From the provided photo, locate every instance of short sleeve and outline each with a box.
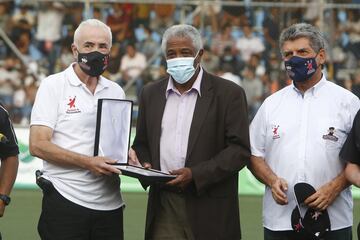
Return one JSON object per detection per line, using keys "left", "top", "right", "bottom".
{"left": 340, "top": 110, "right": 360, "bottom": 165}
{"left": 0, "top": 106, "right": 19, "bottom": 159}
{"left": 249, "top": 101, "right": 267, "bottom": 158}
{"left": 30, "top": 78, "right": 59, "bottom": 129}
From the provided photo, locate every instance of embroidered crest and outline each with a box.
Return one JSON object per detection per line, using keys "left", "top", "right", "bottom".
{"left": 322, "top": 127, "right": 338, "bottom": 142}
{"left": 272, "top": 125, "right": 280, "bottom": 139}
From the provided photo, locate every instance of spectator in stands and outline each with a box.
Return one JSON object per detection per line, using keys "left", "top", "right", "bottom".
{"left": 0, "top": 102, "right": 19, "bottom": 240}
{"left": 0, "top": 2, "right": 11, "bottom": 34}
{"left": 342, "top": 9, "right": 360, "bottom": 60}
{"left": 15, "top": 31, "right": 42, "bottom": 62}
{"left": 134, "top": 4, "right": 151, "bottom": 28}
{"left": 132, "top": 24, "right": 250, "bottom": 240}
{"left": 23, "top": 75, "right": 38, "bottom": 124}
{"left": 105, "top": 43, "right": 122, "bottom": 82}
{"left": 221, "top": 0, "right": 246, "bottom": 28}
{"left": 262, "top": 8, "right": 280, "bottom": 53}
{"left": 12, "top": 79, "right": 26, "bottom": 124}
{"left": 211, "top": 24, "right": 237, "bottom": 56}
{"left": 236, "top": 25, "right": 265, "bottom": 62}
{"left": 0, "top": 3, "right": 11, "bottom": 58}
{"left": 58, "top": 41, "right": 74, "bottom": 72}
{"left": 106, "top": 3, "right": 134, "bottom": 44}
{"left": 30, "top": 19, "right": 126, "bottom": 240}
{"left": 218, "top": 63, "right": 242, "bottom": 86}
{"left": 10, "top": 4, "right": 34, "bottom": 53}
{"left": 35, "top": 2, "right": 64, "bottom": 74}
{"left": 0, "top": 56, "right": 21, "bottom": 110}
{"left": 11, "top": 3, "right": 35, "bottom": 35}
{"left": 119, "top": 43, "right": 146, "bottom": 99}
{"left": 248, "top": 54, "right": 266, "bottom": 78}
{"left": 250, "top": 22, "right": 359, "bottom": 240}
{"left": 219, "top": 45, "right": 245, "bottom": 76}
{"left": 136, "top": 26, "right": 160, "bottom": 60}
{"left": 63, "top": 3, "right": 84, "bottom": 35}
{"left": 201, "top": 45, "right": 219, "bottom": 74}
{"left": 150, "top": 4, "right": 176, "bottom": 34}
{"left": 242, "top": 67, "right": 263, "bottom": 120}
{"left": 93, "top": 7, "right": 103, "bottom": 21}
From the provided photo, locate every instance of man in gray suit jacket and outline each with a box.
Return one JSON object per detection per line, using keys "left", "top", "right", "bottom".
{"left": 132, "top": 24, "right": 250, "bottom": 240}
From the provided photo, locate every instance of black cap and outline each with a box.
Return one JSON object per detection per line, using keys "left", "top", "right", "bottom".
{"left": 291, "top": 182, "right": 331, "bottom": 239}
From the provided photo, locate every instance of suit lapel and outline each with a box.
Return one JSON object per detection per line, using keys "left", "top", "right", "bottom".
{"left": 152, "top": 79, "right": 168, "bottom": 169}
{"left": 186, "top": 71, "right": 214, "bottom": 161}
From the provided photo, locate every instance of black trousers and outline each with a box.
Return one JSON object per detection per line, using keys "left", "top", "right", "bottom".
{"left": 38, "top": 187, "right": 123, "bottom": 240}
{"left": 264, "top": 227, "right": 352, "bottom": 240}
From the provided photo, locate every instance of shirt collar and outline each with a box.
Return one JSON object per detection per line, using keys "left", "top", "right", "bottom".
{"left": 165, "top": 67, "right": 203, "bottom": 98}
{"left": 65, "top": 62, "right": 110, "bottom": 90}
{"left": 292, "top": 74, "right": 327, "bottom": 97}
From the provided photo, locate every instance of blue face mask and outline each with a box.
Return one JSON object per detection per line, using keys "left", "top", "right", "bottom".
{"left": 166, "top": 52, "right": 199, "bottom": 84}
{"left": 284, "top": 55, "right": 318, "bottom": 82}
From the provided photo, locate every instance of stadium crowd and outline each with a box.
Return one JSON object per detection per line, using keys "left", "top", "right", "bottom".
{"left": 0, "top": 1, "right": 360, "bottom": 124}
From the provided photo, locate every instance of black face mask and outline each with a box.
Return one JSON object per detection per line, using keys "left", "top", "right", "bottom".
{"left": 77, "top": 51, "right": 109, "bottom": 77}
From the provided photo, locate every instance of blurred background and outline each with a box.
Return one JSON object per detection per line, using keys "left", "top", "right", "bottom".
{"left": 1, "top": 0, "right": 360, "bottom": 124}
{"left": 1, "top": 0, "right": 360, "bottom": 239}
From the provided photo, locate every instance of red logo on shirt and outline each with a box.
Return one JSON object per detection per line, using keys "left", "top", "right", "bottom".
{"left": 68, "top": 96, "right": 76, "bottom": 109}
{"left": 66, "top": 96, "right": 81, "bottom": 114}
{"left": 272, "top": 125, "right": 280, "bottom": 139}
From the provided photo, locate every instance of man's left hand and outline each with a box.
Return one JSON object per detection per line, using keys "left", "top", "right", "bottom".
{"left": 304, "top": 181, "right": 338, "bottom": 211}
{"left": 167, "top": 168, "right": 193, "bottom": 189}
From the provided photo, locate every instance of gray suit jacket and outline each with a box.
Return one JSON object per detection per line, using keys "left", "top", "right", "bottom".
{"left": 132, "top": 71, "right": 250, "bottom": 240}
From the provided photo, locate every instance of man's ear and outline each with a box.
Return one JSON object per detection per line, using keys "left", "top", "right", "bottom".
{"left": 198, "top": 49, "right": 204, "bottom": 58}
{"left": 71, "top": 43, "right": 78, "bottom": 59}
{"left": 195, "top": 49, "right": 204, "bottom": 65}
{"left": 317, "top": 48, "right": 326, "bottom": 66}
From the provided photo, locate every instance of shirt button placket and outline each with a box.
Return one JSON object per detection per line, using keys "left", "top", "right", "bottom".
{"left": 299, "top": 94, "right": 309, "bottom": 181}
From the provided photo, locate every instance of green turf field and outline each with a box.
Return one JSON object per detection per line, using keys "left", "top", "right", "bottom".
{"left": 0, "top": 189, "right": 359, "bottom": 240}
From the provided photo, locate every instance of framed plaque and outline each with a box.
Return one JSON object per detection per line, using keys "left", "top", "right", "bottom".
{"left": 94, "top": 98, "right": 175, "bottom": 183}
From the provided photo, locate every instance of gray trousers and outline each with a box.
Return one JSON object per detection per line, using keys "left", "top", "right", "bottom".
{"left": 150, "top": 191, "right": 195, "bottom": 240}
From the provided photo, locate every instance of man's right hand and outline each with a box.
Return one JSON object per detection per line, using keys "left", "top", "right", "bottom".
{"left": 270, "top": 177, "right": 288, "bottom": 205}
{"left": 86, "top": 156, "right": 121, "bottom": 176}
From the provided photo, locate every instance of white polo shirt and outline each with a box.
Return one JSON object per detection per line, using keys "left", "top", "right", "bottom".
{"left": 250, "top": 75, "right": 360, "bottom": 231}
{"left": 31, "top": 63, "right": 125, "bottom": 210}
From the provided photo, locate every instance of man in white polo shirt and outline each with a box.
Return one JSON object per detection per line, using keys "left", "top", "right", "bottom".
{"left": 250, "top": 23, "right": 360, "bottom": 240}
{"left": 29, "top": 19, "right": 125, "bottom": 240}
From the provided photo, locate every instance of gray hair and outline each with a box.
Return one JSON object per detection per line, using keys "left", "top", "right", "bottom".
{"left": 161, "top": 24, "right": 203, "bottom": 55}
{"left": 73, "top": 19, "right": 112, "bottom": 48}
{"left": 279, "top": 23, "right": 327, "bottom": 55}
